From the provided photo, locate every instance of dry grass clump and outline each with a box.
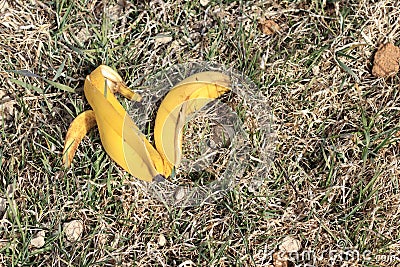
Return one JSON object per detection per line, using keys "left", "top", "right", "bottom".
{"left": 1, "top": 0, "right": 400, "bottom": 266}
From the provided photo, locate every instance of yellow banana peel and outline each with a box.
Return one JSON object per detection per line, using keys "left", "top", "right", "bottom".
{"left": 154, "top": 73, "right": 231, "bottom": 167}
{"left": 62, "top": 65, "right": 231, "bottom": 182}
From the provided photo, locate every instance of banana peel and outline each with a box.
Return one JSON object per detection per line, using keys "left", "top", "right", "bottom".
{"left": 154, "top": 75, "right": 231, "bottom": 167}
{"left": 62, "top": 65, "right": 231, "bottom": 182}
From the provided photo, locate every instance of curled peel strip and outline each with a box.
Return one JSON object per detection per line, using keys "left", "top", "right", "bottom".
{"left": 128, "top": 62, "right": 274, "bottom": 207}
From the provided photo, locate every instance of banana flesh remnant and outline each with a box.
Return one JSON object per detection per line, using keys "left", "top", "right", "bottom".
{"left": 62, "top": 65, "right": 231, "bottom": 182}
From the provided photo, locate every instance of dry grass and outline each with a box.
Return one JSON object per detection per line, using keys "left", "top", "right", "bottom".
{"left": 1, "top": 0, "right": 400, "bottom": 266}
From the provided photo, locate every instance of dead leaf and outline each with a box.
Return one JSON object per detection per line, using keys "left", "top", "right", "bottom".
{"left": 279, "top": 236, "right": 301, "bottom": 253}
{"left": 76, "top": 28, "right": 91, "bottom": 44}
{"left": 174, "top": 186, "right": 185, "bottom": 201}
{"left": 158, "top": 233, "right": 166, "bottom": 246}
{"left": 155, "top": 34, "right": 173, "bottom": 45}
{"left": 372, "top": 43, "right": 400, "bottom": 78}
{"left": 30, "top": 230, "right": 46, "bottom": 248}
{"left": 258, "top": 18, "right": 281, "bottom": 35}
{"left": 63, "top": 220, "right": 84, "bottom": 242}
{"left": 200, "top": 0, "right": 209, "bottom": 6}
{"left": 312, "top": 65, "right": 320, "bottom": 76}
